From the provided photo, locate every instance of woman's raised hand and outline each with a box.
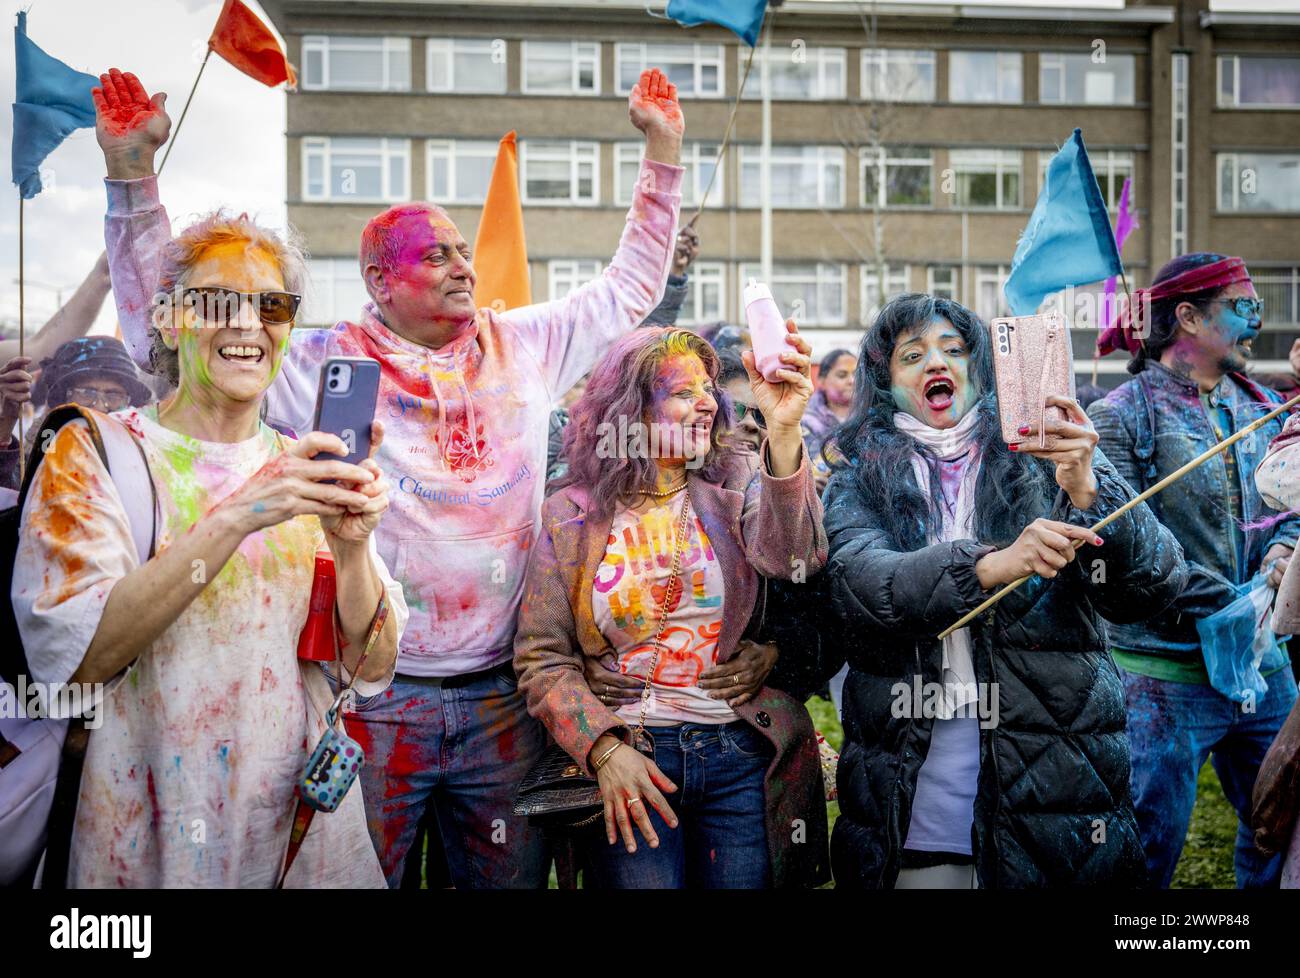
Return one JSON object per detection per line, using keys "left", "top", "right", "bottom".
{"left": 92, "top": 68, "right": 170, "bottom": 180}
{"left": 588, "top": 734, "right": 679, "bottom": 853}
{"left": 742, "top": 319, "right": 814, "bottom": 431}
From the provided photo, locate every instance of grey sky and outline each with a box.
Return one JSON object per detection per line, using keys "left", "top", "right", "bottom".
{"left": 1, "top": 0, "right": 1295, "bottom": 338}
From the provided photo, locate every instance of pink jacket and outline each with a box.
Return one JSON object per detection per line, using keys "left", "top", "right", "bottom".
{"left": 103, "top": 161, "right": 683, "bottom": 676}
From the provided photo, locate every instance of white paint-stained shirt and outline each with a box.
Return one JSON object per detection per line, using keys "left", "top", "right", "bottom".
{"left": 12, "top": 407, "right": 407, "bottom": 888}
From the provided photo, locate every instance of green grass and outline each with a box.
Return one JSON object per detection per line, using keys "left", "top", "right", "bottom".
{"left": 803, "top": 696, "right": 1239, "bottom": 889}
{"left": 1171, "top": 762, "right": 1238, "bottom": 889}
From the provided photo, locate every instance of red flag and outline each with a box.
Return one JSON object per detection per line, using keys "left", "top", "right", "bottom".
{"left": 208, "top": 0, "right": 297, "bottom": 89}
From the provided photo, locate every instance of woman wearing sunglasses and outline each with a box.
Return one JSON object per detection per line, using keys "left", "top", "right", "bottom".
{"left": 1089, "top": 252, "right": 1300, "bottom": 888}
{"left": 514, "top": 326, "right": 830, "bottom": 888}
{"left": 12, "top": 188, "right": 407, "bottom": 882}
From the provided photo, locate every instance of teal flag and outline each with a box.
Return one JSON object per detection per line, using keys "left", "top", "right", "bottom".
{"left": 12, "top": 11, "right": 98, "bottom": 199}
{"left": 1003, "top": 129, "right": 1122, "bottom": 317}
{"left": 666, "top": 0, "right": 768, "bottom": 46}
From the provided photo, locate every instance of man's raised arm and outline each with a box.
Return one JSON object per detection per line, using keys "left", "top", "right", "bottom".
{"left": 504, "top": 68, "right": 686, "bottom": 398}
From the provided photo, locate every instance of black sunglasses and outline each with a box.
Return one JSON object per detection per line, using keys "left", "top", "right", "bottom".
{"left": 733, "top": 402, "right": 766, "bottom": 428}
{"left": 181, "top": 287, "right": 301, "bottom": 326}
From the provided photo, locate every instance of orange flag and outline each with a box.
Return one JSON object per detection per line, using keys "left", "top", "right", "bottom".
{"left": 472, "top": 131, "right": 532, "bottom": 313}
{"left": 208, "top": 0, "right": 297, "bottom": 89}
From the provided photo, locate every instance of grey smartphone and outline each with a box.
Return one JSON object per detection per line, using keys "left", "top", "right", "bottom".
{"left": 311, "top": 357, "right": 381, "bottom": 468}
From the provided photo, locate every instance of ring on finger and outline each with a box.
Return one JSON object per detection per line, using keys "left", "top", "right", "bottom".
{"left": 627, "top": 796, "right": 643, "bottom": 806}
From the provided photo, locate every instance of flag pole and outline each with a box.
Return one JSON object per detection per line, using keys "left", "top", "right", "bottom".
{"left": 937, "top": 389, "right": 1300, "bottom": 640}
{"left": 158, "top": 47, "right": 212, "bottom": 176}
{"left": 17, "top": 193, "right": 25, "bottom": 482}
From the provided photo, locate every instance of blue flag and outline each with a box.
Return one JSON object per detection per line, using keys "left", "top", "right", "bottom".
{"left": 12, "top": 11, "right": 98, "bottom": 199}
{"left": 666, "top": 0, "right": 768, "bottom": 46}
{"left": 1003, "top": 128, "right": 1122, "bottom": 317}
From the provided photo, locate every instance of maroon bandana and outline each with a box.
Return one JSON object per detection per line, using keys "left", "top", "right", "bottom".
{"left": 1096, "top": 256, "right": 1252, "bottom": 356}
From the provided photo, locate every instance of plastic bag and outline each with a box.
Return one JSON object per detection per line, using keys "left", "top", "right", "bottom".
{"left": 1197, "top": 574, "right": 1290, "bottom": 704}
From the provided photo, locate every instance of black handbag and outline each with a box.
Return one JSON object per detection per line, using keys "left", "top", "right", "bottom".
{"left": 513, "top": 488, "right": 692, "bottom": 832}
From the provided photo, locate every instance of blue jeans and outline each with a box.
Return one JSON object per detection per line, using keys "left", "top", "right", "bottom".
{"left": 1121, "top": 666, "right": 1298, "bottom": 888}
{"left": 341, "top": 664, "right": 549, "bottom": 889}
{"left": 582, "top": 721, "right": 773, "bottom": 889}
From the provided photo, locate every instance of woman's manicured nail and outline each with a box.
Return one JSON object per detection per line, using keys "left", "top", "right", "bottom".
{"left": 1008, "top": 443, "right": 1018, "bottom": 452}
{"left": 1017, "top": 425, "right": 1030, "bottom": 436}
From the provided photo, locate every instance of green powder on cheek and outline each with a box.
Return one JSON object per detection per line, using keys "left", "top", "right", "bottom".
{"left": 267, "top": 333, "right": 291, "bottom": 385}
{"left": 177, "top": 329, "right": 213, "bottom": 392}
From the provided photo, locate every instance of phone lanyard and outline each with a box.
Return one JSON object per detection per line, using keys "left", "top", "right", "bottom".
{"left": 275, "top": 590, "right": 389, "bottom": 889}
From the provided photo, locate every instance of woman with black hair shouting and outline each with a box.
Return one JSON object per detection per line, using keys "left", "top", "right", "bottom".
{"left": 823, "top": 294, "right": 1187, "bottom": 888}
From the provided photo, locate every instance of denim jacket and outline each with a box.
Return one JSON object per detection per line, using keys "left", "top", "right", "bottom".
{"left": 1087, "top": 362, "right": 1300, "bottom": 658}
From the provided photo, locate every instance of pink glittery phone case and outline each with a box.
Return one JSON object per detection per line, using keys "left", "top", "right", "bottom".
{"left": 990, "top": 312, "right": 1076, "bottom": 450}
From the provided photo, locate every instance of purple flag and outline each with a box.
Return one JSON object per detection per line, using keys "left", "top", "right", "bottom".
{"left": 1102, "top": 178, "right": 1139, "bottom": 326}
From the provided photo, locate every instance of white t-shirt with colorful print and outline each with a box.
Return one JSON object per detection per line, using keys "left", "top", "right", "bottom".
{"left": 592, "top": 495, "right": 734, "bottom": 726}
{"left": 12, "top": 407, "right": 406, "bottom": 888}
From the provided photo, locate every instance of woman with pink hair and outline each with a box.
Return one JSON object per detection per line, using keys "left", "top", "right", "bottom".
{"left": 514, "top": 326, "right": 829, "bottom": 888}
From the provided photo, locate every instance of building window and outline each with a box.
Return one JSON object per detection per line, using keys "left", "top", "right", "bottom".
{"left": 928, "top": 265, "right": 959, "bottom": 300}
{"left": 861, "top": 264, "right": 911, "bottom": 322}
{"left": 521, "top": 140, "right": 599, "bottom": 204}
{"left": 975, "top": 265, "right": 1011, "bottom": 321}
{"left": 522, "top": 41, "right": 599, "bottom": 95}
{"left": 861, "top": 49, "right": 935, "bottom": 103}
{"left": 1218, "top": 153, "right": 1300, "bottom": 212}
{"left": 615, "top": 142, "right": 723, "bottom": 208}
{"left": 1253, "top": 266, "right": 1300, "bottom": 326}
{"left": 681, "top": 261, "right": 726, "bottom": 325}
{"left": 1039, "top": 150, "right": 1133, "bottom": 211}
{"left": 861, "top": 146, "right": 932, "bottom": 207}
{"left": 1218, "top": 55, "right": 1300, "bottom": 109}
{"left": 739, "top": 146, "right": 843, "bottom": 208}
{"left": 426, "top": 38, "right": 506, "bottom": 94}
{"left": 302, "top": 137, "right": 410, "bottom": 202}
{"left": 744, "top": 47, "right": 846, "bottom": 101}
{"left": 739, "top": 262, "right": 846, "bottom": 326}
{"left": 427, "top": 140, "right": 497, "bottom": 204}
{"left": 549, "top": 260, "right": 603, "bottom": 301}
{"left": 304, "top": 258, "right": 371, "bottom": 325}
{"left": 950, "top": 149, "right": 1021, "bottom": 209}
{"left": 1171, "top": 53, "right": 1188, "bottom": 255}
{"left": 1040, "top": 52, "right": 1135, "bottom": 105}
{"left": 301, "top": 35, "right": 411, "bottom": 91}
{"left": 615, "top": 43, "right": 724, "bottom": 98}
{"left": 949, "top": 51, "right": 1022, "bottom": 104}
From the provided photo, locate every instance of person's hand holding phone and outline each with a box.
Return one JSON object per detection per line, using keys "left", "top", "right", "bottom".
{"left": 1013, "top": 395, "right": 1099, "bottom": 510}
{"left": 319, "top": 421, "right": 389, "bottom": 545}
{"left": 225, "top": 431, "right": 377, "bottom": 536}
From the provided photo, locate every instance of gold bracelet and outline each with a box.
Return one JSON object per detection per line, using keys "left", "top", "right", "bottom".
{"left": 592, "top": 741, "right": 622, "bottom": 771}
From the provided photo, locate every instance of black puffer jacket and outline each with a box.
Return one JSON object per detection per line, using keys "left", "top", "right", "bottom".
{"left": 823, "top": 449, "right": 1187, "bottom": 888}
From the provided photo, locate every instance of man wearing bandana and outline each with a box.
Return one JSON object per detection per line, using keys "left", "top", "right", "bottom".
{"left": 1089, "top": 253, "right": 1300, "bottom": 888}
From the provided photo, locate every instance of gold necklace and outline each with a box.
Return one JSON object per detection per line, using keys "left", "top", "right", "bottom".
{"left": 640, "top": 477, "right": 687, "bottom": 498}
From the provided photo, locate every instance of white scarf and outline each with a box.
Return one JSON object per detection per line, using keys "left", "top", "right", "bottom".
{"left": 894, "top": 409, "right": 982, "bottom": 718}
